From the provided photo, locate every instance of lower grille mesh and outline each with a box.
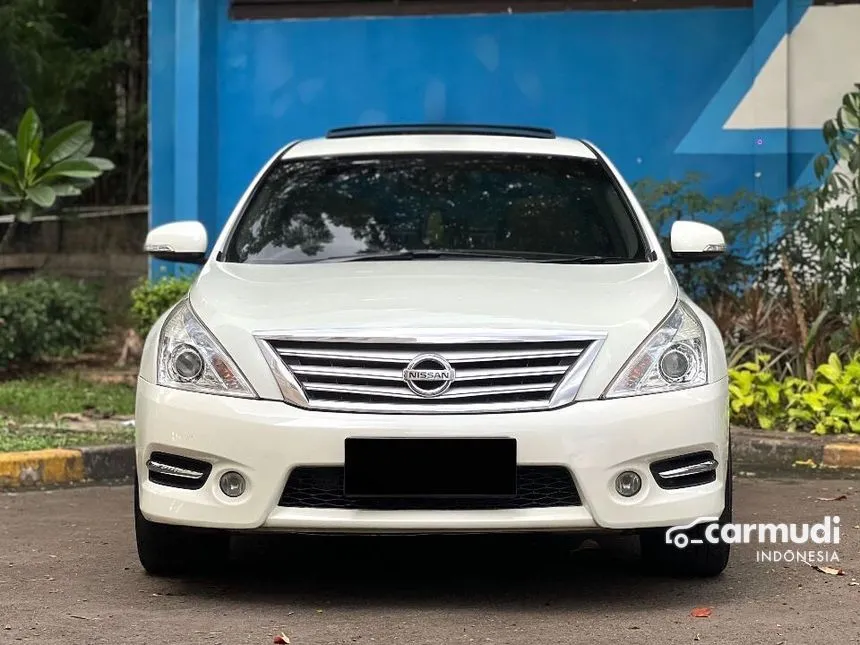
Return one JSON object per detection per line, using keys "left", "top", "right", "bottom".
{"left": 279, "top": 466, "right": 581, "bottom": 510}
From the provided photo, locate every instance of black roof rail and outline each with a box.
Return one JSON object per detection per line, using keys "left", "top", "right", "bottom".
{"left": 325, "top": 124, "right": 557, "bottom": 140}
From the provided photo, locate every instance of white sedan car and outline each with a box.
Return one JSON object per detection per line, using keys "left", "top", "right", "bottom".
{"left": 135, "top": 125, "right": 731, "bottom": 577}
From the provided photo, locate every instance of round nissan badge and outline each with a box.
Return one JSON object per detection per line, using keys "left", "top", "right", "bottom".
{"left": 402, "top": 354, "right": 456, "bottom": 397}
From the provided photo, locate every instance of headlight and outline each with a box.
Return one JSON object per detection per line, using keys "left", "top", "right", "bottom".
{"left": 158, "top": 299, "right": 256, "bottom": 398}
{"left": 604, "top": 301, "right": 707, "bottom": 398}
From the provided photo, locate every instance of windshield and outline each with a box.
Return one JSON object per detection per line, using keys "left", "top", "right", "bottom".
{"left": 224, "top": 153, "right": 649, "bottom": 264}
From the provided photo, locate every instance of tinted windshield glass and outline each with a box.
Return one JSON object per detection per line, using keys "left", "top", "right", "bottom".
{"left": 225, "top": 154, "right": 648, "bottom": 264}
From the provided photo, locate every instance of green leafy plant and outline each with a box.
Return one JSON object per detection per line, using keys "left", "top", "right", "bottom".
{"left": 0, "top": 277, "right": 105, "bottom": 369}
{"left": 728, "top": 353, "right": 785, "bottom": 429}
{"left": 729, "top": 352, "right": 860, "bottom": 434}
{"left": 802, "top": 85, "right": 860, "bottom": 312}
{"left": 130, "top": 275, "right": 196, "bottom": 337}
{"left": 0, "top": 107, "right": 114, "bottom": 252}
{"left": 0, "top": 0, "right": 149, "bottom": 206}
{"left": 784, "top": 353, "right": 860, "bottom": 435}
{"left": 775, "top": 192, "right": 860, "bottom": 315}
{"left": 814, "top": 83, "right": 860, "bottom": 208}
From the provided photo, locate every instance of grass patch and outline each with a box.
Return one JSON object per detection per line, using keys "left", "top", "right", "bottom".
{"left": 0, "top": 372, "right": 136, "bottom": 452}
{"left": 0, "top": 373, "right": 135, "bottom": 420}
{"left": 0, "top": 426, "right": 134, "bottom": 452}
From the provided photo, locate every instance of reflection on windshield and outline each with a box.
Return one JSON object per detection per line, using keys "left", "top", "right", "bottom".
{"left": 225, "top": 154, "right": 646, "bottom": 264}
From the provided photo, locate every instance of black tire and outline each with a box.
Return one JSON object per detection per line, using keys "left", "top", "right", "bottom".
{"left": 639, "top": 452, "right": 733, "bottom": 578}
{"left": 134, "top": 478, "right": 230, "bottom": 576}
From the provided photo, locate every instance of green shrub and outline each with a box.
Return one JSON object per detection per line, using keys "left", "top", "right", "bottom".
{"left": 728, "top": 354, "right": 786, "bottom": 430}
{"left": 784, "top": 354, "right": 860, "bottom": 435}
{"left": 729, "top": 352, "right": 860, "bottom": 434}
{"left": 0, "top": 278, "right": 105, "bottom": 369}
{"left": 130, "top": 275, "right": 195, "bottom": 336}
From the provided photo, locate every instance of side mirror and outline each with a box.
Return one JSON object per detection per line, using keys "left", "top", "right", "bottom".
{"left": 144, "top": 221, "right": 208, "bottom": 265}
{"left": 670, "top": 221, "right": 725, "bottom": 264}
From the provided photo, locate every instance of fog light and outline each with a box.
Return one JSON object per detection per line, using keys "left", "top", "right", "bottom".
{"left": 219, "top": 471, "right": 246, "bottom": 498}
{"left": 615, "top": 471, "right": 642, "bottom": 497}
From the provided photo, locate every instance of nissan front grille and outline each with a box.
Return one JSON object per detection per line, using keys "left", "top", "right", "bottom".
{"left": 255, "top": 331, "right": 606, "bottom": 414}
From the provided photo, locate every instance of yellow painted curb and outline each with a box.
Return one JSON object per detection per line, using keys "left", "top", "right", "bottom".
{"left": 822, "top": 443, "right": 860, "bottom": 469}
{"left": 0, "top": 449, "right": 85, "bottom": 488}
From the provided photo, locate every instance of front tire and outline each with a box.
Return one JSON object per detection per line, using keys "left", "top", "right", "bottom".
{"left": 134, "top": 478, "right": 230, "bottom": 576}
{"left": 639, "top": 456, "right": 732, "bottom": 578}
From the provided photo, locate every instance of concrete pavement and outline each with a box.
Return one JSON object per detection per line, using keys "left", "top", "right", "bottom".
{"left": 0, "top": 477, "right": 858, "bottom": 644}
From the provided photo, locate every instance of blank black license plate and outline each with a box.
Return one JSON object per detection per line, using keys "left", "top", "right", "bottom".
{"left": 344, "top": 438, "right": 517, "bottom": 498}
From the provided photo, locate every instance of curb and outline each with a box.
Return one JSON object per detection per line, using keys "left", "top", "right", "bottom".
{"left": 0, "top": 444, "right": 134, "bottom": 489}
{"left": 1, "top": 428, "right": 859, "bottom": 489}
{"left": 822, "top": 443, "right": 860, "bottom": 469}
{"left": 731, "top": 426, "right": 860, "bottom": 475}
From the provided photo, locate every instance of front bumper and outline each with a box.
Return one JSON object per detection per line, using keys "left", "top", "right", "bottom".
{"left": 135, "top": 377, "right": 729, "bottom": 533}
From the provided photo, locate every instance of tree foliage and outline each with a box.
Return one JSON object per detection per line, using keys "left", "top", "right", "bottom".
{"left": 814, "top": 84, "right": 860, "bottom": 208}
{"left": 0, "top": 108, "right": 114, "bottom": 218}
{"left": 0, "top": 0, "right": 147, "bottom": 206}
{"left": 0, "top": 107, "right": 114, "bottom": 252}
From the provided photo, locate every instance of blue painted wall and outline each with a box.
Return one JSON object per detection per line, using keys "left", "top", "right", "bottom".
{"left": 149, "top": 0, "right": 828, "bottom": 275}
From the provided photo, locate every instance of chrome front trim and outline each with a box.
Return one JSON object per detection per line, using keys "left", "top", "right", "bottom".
{"left": 146, "top": 459, "right": 206, "bottom": 480}
{"left": 255, "top": 337, "right": 310, "bottom": 408}
{"left": 275, "top": 346, "right": 585, "bottom": 363}
{"left": 301, "top": 381, "right": 558, "bottom": 399}
{"left": 257, "top": 328, "right": 606, "bottom": 344}
{"left": 656, "top": 459, "right": 719, "bottom": 479}
{"left": 288, "top": 364, "right": 571, "bottom": 381}
{"left": 302, "top": 398, "right": 556, "bottom": 414}
{"left": 548, "top": 336, "right": 607, "bottom": 408}
{"left": 254, "top": 329, "right": 607, "bottom": 414}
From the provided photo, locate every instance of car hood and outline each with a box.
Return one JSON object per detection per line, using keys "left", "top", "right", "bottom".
{"left": 190, "top": 260, "right": 678, "bottom": 401}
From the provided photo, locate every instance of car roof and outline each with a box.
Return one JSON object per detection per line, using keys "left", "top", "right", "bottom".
{"left": 281, "top": 125, "right": 596, "bottom": 160}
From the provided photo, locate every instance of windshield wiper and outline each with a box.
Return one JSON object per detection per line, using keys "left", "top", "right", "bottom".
{"left": 537, "top": 255, "right": 640, "bottom": 264}
{"left": 310, "top": 250, "right": 544, "bottom": 263}
{"left": 294, "top": 250, "right": 641, "bottom": 264}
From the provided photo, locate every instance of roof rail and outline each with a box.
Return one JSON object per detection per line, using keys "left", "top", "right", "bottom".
{"left": 325, "top": 124, "right": 557, "bottom": 140}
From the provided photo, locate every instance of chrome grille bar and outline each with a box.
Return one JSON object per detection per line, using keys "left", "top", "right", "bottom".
{"left": 309, "top": 399, "right": 555, "bottom": 414}
{"left": 290, "top": 365, "right": 404, "bottom": 380}
{"left": 301, "top": 381, "right": 558, "bottom": 399}
{"left": 256, "top": 330, "right": 606, "bottom": 414}
{"left": 289, "top": 364, "right": 570, "bottom": 381}
{"left": 276, "top": 347, "right": 584, "bottom": 363}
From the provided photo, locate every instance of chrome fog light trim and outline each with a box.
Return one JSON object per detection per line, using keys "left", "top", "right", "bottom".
{"left": 657, "top": 459, "right": 718, "bottom": 479}
{"left": 146, "top": 459, "right": 206, "bottom": 480}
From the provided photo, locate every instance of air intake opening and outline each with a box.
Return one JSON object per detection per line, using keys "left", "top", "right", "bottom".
{"left": 650, "top": 451, "right": 718, "bottom": 490}
{"left": 147, "top": 452, "right": 212, "bottom": 490}
{"left": 279, "top": 465, "right": 581, "bottom": 510}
